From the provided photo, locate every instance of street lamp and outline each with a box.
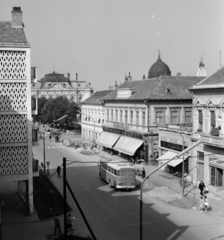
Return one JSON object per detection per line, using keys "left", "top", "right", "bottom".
{"left": 139, "top": 138, "right": 202, "bottom": 240}
{"left": 42, "top": 114, "right": 68, "bottom": 173}
{"left": 76, "top": 110, "right": 96, "bottom": 145}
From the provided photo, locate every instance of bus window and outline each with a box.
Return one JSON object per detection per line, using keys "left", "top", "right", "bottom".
{"left": 120, "top": 170, "right": 127, "bottom": 177}
{"left": 114, "top": 170, "right": 117, "bottom": 176}
{"left": 128, "top": 170, "right": 134, "bottom": 176}
{"left": 117, "top": 170, "right": 120, "bottom": 176}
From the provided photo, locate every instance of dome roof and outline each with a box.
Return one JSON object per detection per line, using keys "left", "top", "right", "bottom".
{"left": 148, "top": 52, "right": 171, "bottom": 79}
{"left": 39, "top": 71, "right": 69, "bottom": 83}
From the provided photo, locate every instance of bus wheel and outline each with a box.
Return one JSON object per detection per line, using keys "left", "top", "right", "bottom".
{"left": 109, "top": 180, "right": 112, "bottom": 188}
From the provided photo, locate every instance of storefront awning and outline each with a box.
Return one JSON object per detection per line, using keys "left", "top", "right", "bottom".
{"left": 157, "top": 151, "right": 188, "bottom": 167}
{"left": 96, "top": 132, "right": 120, "bottom": 148}
{"left": 113, "top": 135, "right": 143, "bottom": 156}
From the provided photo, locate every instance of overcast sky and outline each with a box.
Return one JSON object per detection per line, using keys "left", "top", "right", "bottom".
{"left": 1, "top": 0, "right": 224, "bottom": 91}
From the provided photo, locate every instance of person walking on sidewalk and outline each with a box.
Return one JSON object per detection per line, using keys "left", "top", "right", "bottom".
{"left": 54, "top": 216, "right": 61, "bottom": 235}
{"left": 67, "top": 213, "right": 76, "bottom": 236}
{"left": 57, "top": 166, "right": 61, "bottom": 178}
{"left": 199, "top": 196, "right": 204, "bottom": 213}
{"left": 204, "top": 195, "right": 209, "bottom": 213}
{"left": 199, "top": 181, "right": 205, "bottom": 196}
{"left": 142, "top": 167, "right": 146, "bottom": 179}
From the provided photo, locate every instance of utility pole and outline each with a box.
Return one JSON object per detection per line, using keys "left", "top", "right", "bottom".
{"left": 43, "top": 131, "right": 46, "bottom": 173}
{"left": 63, "top": 158, "right": 67, "bottom": 239}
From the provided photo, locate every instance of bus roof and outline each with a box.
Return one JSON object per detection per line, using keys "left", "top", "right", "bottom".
{"left": 106, "top": 161, "right": 135, "bottom": 171}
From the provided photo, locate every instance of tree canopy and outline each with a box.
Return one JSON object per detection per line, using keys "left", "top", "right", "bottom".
{"left": 37, "top": 96, "right": 79, "bottom": 128}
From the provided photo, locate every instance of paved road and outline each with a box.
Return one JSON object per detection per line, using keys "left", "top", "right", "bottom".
{"left": 33, "top": 139, "right": 224, "bottom": 240}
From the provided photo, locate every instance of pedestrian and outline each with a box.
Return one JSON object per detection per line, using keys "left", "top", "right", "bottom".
{"left": 142, "top": 167, "right": 146, "bottom": 178}
{"left": 204, "top": 195, "right": 209, "bottom": 213}
{"left": 67, "top": 213, "right": 76, "bottom": 235}
{"left": 199, "top": 196, "right": 204, "bottom": 213}
{"left": 54, "top": 216, "right": 61, "bottom": 235}
{"left": 57, "top": 166, "right": 61, "bottom": 178}
{"left": 198, "top": 180, "right": 205, "bottom": 196}
{"left": 49, "top": 135, "right": 51, "bottom": 141}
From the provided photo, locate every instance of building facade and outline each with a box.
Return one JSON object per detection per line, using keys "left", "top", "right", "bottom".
{"left": 0, "top": 7, "right": 35, "bottom": 213}
{"left": 80, "top": 90, "right": 113, "bottom": 143}
{"left": 190, "top": 66, "right": 224, "bottom": 190}
{"left": 32, "top": 72, "right": 93, "bottom": 103}
{"left": 100, "top": 75, "right": 203, "bottom": 163}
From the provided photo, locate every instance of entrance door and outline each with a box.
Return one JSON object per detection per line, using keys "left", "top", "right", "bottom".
{"left": 216, "top": 168, "right": 223, "bottom": 187}
{"left": 210, "top": 166, "right": 216, "bottom": 186}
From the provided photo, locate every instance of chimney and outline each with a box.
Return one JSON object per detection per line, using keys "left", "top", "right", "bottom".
{"left": 177, "top": 72, "right": 181, "bottom": 76}
{"left": 142, "top": 74, "right": 146, "bottom": 80}
{"left": 76, "top": 73, "right": 78, "bottom": 81}
{"left": 67, "top": 73, "right": 70, "bottom": 80}
{"left": 11, "top": 7, "right": 23, "bottom": 28}
{"left": 114, "top": 81, "right": 119, "bottom": 90}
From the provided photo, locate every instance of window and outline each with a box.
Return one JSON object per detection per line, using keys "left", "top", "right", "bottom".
{"left": 185, "top": 110, "right": 192, "bottom": 123}
{"left": 130, "top": 111, "right": 133, "bottom": 124}
{"left": 107, "top": 109, "right": 109, "bottom": 121}
{"left": 32, "top": 129, "right": 38, "bottom": 141}
{"left": 125, "top": 110, "right": 128, "bottom": 123}
{"left": 211, "top": 111, "right": 215, "bottom": 128}
{"left": 198, "top": 110, "right": 203, "bottom": 131}
{"left": 197, "top": 151, "right": 204, "bottom": 161}
{"left": 31, "top": 98, "right": 36, "bottom": 111}
{"left": 111, "top": 110, "right": 113, "bottom": 121}
{"left": 136, "top": 111, "right": 139, "bottom": 125}
{"left": 171, "top": 110, "right": 179, "bottom": 124}
{"left": 120, "top": 110, "right": 122, "bottom": 123}
{"left": 155, "top": 110, "right": 164, "bottom": 124}
{"left": 142, "top": 112, "right": 145, "bottom": 126}
{"left": 115, "top": 110, "right": 118, "bottom": 122}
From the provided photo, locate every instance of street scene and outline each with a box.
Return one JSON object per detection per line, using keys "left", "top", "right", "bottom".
{"left": 0, "top": 1, "right": 224, "bottom": 240}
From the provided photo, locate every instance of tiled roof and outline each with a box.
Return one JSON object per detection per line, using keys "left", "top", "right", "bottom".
{"left": 81, "top": 90, "right": 113, "bottom": 105}
{"left": 190, "top": 66, "right": 224, "bottom": 90}
{"left": 0, "top": 21, "right": 28, "bottom": 45}
{"left": 103, "top": 76, "right": 205, "bottom": 101}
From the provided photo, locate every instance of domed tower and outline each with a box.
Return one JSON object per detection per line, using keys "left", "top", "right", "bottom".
{"left": 196, "top": 58, "right": 207, "bottom": 77}
{"left": 148, "top": 51, "right": 171, "bottom": 79}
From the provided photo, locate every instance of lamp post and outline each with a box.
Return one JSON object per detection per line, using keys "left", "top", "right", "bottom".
{"left": 76, "top": 110, "right": 96, "bottom": 144}
{"left": 42, "top": 114, "right": 68, "bottom": 173}
{"left": 140, "top": 138, "right": 202, "bottom": 240}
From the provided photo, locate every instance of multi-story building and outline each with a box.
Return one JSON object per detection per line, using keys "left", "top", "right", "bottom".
{"left": 100, "top": 74, "right": 203, "bottom": 163}
{"left": 32, "top": 71, "right": 93, "bottom": 103}
{"left": 0, "top": 7, "right": 36, "bottom": 213}
{"left": 80, "top": 90, "right": 113, "bottom": 142}
{"left": 190, "top": 66, "right": 224, "bottom": 190}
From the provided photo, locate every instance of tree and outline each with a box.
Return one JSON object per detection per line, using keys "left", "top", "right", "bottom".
{"left": 40, "top": 96, "right": 79, "bottom": 128}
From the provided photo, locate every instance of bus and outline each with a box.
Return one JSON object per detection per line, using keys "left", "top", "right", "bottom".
{"left": 99, "top": 159, "right": 136, "bottom": 190}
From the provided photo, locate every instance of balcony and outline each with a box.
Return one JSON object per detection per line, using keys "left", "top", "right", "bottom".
{"left": 201, "top": 128, "right": 224, "bottom": 148}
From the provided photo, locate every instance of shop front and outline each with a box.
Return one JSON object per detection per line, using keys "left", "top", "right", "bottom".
{"left": 209, "top": 154, "right": 224, "bottom": 188}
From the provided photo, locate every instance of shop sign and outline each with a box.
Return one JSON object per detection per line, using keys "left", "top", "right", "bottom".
{"left": 161, "top": 141, "right": 187, "bottom": 152}
{"left": 201, "top": 136, "right": 224, "bottom": 148}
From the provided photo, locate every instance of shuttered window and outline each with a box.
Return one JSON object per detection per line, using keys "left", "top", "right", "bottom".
{"left": 198, "top": 110, "right": 203, "bottom": 123}
{"left": 211, "top": 111, "right": 215, "bottom": 127}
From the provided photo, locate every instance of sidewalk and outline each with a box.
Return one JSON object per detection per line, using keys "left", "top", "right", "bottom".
{"left": 1, "top": 147, "right": 224, "bottom": 240}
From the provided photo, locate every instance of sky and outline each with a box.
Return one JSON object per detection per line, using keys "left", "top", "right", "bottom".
{"left": 1, "top": 0, "right": 224, "bottom": 91}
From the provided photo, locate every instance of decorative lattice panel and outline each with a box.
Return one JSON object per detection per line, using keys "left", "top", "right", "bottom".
{"left": 0, "top": 51, "right": 26, "bottom": 79}
{"left": 0, "top": 115, "right": 27, "bottom": 143}
{"left": 0, "top": 146, "right": 28, "bottom": 174}
{"left": 0, "top": 83, "right": 27, "bottom": 111}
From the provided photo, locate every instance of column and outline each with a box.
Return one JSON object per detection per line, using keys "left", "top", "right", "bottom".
{"left": 204, "top": 153, "right": 209, "bottom": 186}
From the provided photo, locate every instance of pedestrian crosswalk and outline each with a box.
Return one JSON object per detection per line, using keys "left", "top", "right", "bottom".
{"left": 46, "top": 146, "right": 66, "bottom": 149}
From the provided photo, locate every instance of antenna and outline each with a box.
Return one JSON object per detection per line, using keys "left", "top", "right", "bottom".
{"left": 158, "top": 49, "right": 160, "bottom": 58}
{"left": 53, "top": 64, "right": 55, "bottom": 73}
{"left": 201, "top": 51, "right": 205, "bottom": 59}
